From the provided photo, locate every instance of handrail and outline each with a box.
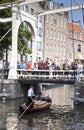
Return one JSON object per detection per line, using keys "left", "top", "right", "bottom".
{"left": 0, "top": 68, "right": 84, "bottom": 80}
{"left": 17, "top": 69, "right": 79, "bottom": 80}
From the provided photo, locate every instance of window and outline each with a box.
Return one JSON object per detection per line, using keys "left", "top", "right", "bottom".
{"left": 55, "top": 31, "right": 57, "bottom": 40}
{"left": 58, "top": 17, "right": 60, "bottom": 26}
{"left": 50, "top": 30, "right": 53, "bottom": 39}
{"left": 54, "top": 16, "right": 57, "bottom": 24}
{"left": 50, "top": 15, "right": 53, "bottom": 24}
{"left": 64, "top": 20, "right": 67, "bottom": 28}
{"left": 73, "top": 31, "right": 77, "bottom": 38}
{"left": 64, "top": 34, "right": 67, "bottom": 42}
{"left": 57, "top": 46, "right": 58, "bottom": 55}
{"left": 28, "top": 40, "right": 32, "bottom": 49}
{"left": 38, "top": 16, "right": 42, "bottom": 23}
{"left": 64, "top": 47, "right": 66, "bottom": 56}
{"left": 20, "top": 5, "right": 29, "bottom": 12}
{"left": 30, "top": 56, "right": 32, "bottom": 61}
{"left": 61, "top": 32, "right": 63, "bottom": 41}
{"left": 57, "top": 17, "right": 59, "bottom": 26}
{"left": 58, "top": 31, "right": 60, "bottom": 40}
{"left": 36, "top": 57, "right": 38, "bottom": 62}
{"left": 78, "top": 44, "right": 81, "bottom": 52}
{"left": 20, "top": 5, "right": 24, "bottom": 11}
{"left": 54, "top": 31, "right": 55, "bottom": 39}
{"left": 24, "top": 5, "right": 29, "bottom": 12}
{"left": 38, "top": 28, "right": 42, "bottom": 37}
{"left": 46, "top": 15, "right": 49, "bottom": 23}
{"left": 31, "top": 8, "right": 34, "bottom": 14}
{"left": 37, "top": 41, "right": 42, "bottom": 51}
{"left": 61, "top": 18, "right": 63, "bottom": 27}
{"left": 46, "top": 44, "right": 48, "bottom": 52}
{"left": 24, "top": 22, "right": 28, "bottom": 29}
{"left": 54, "top": 45, "right": 56, "bottom": 53}
{"left": 80, "top": 33, "right": 82, "bottom": 40}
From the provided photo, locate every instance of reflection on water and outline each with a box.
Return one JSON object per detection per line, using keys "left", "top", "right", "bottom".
{"left": 42, "top": 84, "right": 74, "bottom": 107}
{"left": 0, "top": 84, "right": 84, "bottom": 130}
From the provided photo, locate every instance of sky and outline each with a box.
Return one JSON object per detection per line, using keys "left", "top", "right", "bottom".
{"left": 53, "top": 0, "right": 84, "bottom": 29}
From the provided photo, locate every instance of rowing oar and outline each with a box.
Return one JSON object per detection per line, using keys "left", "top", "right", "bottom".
{"left": 18, "top": 95, "right": 39, "bottom": 120}
{"left": 13, "top": 96, "right": 39, "bottom": 129}
{"left": 18, "top": 101, "right": 34, "bottom": 120}
{"left": 13, "top": 101, "right": 34, "bottom": 130}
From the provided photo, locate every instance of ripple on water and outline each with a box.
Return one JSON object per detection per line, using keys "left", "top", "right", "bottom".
{"left": 15, "top": 104, "right": 84, "bottom": 130}
{"left": 0, "top": 85, "right": 84, "bottom": 130}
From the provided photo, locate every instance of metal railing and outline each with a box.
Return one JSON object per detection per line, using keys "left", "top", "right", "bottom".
{"left": 0, "top": 68, "right": 84, "bottom": 80}
{"left": 17, "top": 69, "right": 78, "bottom": 80}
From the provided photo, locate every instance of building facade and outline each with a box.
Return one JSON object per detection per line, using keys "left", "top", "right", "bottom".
{"left": 7, "top": 0, "right": 69, "bottom": 67}
{"left": 42, "top": 1, "right": 68, "bottom": 66}
{"left": 67, "top": 21, "right": 84, "bottom": 64}
{"left": 6, "top": 0, "right": 84, "bottom": 70}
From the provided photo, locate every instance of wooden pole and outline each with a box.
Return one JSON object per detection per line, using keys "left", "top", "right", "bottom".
{"left": 18, "top": 101, "right": 33, "bottom": 120}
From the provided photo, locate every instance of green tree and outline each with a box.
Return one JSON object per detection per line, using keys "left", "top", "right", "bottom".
{"left": 0, "top": 0, "right": 16, "bottom": 61}
{"left": 0, "top": 22, "right": 12, "bottom": 61}
{"left": 0, "top": 7, "right": 12, "bottom": 61}
{"left": 0, "top": 0, "right": 32, "bottom": 62}
{"left": 18, "top": 23, "right": 32, "bottom": 55}
{"left": 0, "top": 0, "right": 18, "bottom": 4}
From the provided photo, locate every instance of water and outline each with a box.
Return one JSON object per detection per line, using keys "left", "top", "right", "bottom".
{"left": 0, "top": 84, "right": 84, "bottom": 130}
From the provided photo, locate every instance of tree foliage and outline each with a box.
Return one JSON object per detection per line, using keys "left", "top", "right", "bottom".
{"left": 0, "top": 0, "right": 18, "bottom": 4}
{"left": 18, "top": 23, "right": 32, "bottom": 55}
{"left": 0, "top": 0, "right": 32, "bottom": 60}
{"left": 0, "top": 0, "right": 12, "bottom": 59}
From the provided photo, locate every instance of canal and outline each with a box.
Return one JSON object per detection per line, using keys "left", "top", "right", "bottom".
{"left": 0, "top": 84, "right": 84, "bottom": 130}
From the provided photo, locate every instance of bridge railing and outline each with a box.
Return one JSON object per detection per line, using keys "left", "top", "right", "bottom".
{"left": 17, "top": 69, "right": 80, "bottom": 80}
{"left": 0, "top": 68, "right": 84, "bottom": 80}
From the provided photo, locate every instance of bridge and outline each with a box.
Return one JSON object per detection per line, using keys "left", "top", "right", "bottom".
{"left": 0, "top": 0, "right": 84, "bottom": 80}
{"left": 0, "top": 68, "right": 83, "bottom": 82}
{"left": 0, "top": 68, "right": 83, "bottom": 99}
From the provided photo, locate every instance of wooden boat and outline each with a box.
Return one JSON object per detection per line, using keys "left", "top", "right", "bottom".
{"left": 19, "top": 96, "right": 52, "bottom": 113}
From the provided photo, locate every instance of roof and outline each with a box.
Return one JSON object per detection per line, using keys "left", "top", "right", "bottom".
{"left": 68, "top": 22, "right": 84, "bottom": 41}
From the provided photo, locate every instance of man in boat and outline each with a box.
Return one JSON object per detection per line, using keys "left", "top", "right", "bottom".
{"left": 26, "top": 84, "right": 35, "bottom": 108}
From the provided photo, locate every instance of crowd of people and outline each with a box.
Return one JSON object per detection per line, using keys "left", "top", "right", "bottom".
{"left": 17, "top": 60, "right": 79, "bottom": 71}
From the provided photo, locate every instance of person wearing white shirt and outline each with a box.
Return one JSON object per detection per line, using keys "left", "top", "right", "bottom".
{"left": 28, "top": 86, "right": 34, "bottom": 97}
{"left": 26, "top": 85, "right": 35, "bottom": 108}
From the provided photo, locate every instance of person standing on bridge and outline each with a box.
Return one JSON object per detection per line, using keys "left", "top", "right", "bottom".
{"left": 26, "top": 84, "right": 35, "bottom": 108}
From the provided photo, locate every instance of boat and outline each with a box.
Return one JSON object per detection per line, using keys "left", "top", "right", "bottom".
{"left": 71, "top": 81, "right": 84, "bottom": 105}
{"left": 19, "top": 96, "right": 52, "bottom": 113}
{"left": 71, "top": 97, "right": 84, "bottom": 104}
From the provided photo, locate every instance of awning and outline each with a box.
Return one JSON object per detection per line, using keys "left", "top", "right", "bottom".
{"left": 75, "top": 54, "right": 83, "bottom": 60}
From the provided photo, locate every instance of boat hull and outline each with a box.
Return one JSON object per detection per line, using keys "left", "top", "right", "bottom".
{"left": 19, "top": 96, "right": 52, "bottom": 113}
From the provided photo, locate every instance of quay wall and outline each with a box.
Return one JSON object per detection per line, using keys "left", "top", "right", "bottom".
{"left": 0, "top": 78, "right": 75, "bottom": 99}
{"left": 0, "top": 79, "right": 42, "bottom": 99}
